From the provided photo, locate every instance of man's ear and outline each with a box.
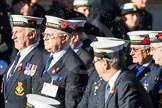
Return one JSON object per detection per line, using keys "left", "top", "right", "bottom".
{"left": 103, "top": 58, "right": 110, "bottom": 70}
{"left": 73, "top": 33, "right": 79, "bottom": 42}
{"left": 28, "top": 30, "right": 36, "bottom": 39}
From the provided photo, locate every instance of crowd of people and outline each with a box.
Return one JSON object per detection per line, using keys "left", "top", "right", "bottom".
{"left": 0, "top": 0, "right": 161, "bottom": 108}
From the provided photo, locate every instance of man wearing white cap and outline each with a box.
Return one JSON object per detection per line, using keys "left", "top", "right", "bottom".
{"left": 128, "top": 31, "right": 161, "bottom": 108}
{"left": 3, "top": 15, "right": 45, "bottom": 108}
{"left": 32, "top": 15, "right": 88, "bottom": 108}
{"left": 148, "top": 31, "right": 162, "bottom": 108}
{"left": 88, "top": 39, "right": 153, "bottom": 108}
{"left": 73, "top": 0, "right": 90, "bottom": 19}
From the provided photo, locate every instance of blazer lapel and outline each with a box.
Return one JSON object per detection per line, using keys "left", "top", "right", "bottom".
{"left": 105, "top": 70, "right": 124, "bottom": 108}
{"left": 34, "top": 47, "right": 72, "bottom": 93}
{"left": 5, "top": 48, "right": 38, "bottom": 97}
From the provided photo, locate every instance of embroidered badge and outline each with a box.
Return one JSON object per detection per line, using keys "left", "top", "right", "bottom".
{"left": 15, "top": 82, "right": 24, "bottom": 96}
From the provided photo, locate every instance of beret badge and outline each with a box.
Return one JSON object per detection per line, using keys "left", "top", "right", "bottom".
{"left": 142, "top": 37, "right": 150, "bottom": 45}
{"left": 156, "top": 33, "right": 162, "bottom": 39}
{"left": 28, "top": 18, "right": 37, "bottom": 27}
{"left": 60, "top": 21, "right": 68, "bottom": 29}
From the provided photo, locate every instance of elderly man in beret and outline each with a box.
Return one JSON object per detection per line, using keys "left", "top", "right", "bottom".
{"left": 128, "top": 31, "right": 161, "bottom": 108}
{"left": 3, "top": 15, "right": 45, "bottom": 108}
{"left": 32, "top": 15, "right": 88, "bottom": 108}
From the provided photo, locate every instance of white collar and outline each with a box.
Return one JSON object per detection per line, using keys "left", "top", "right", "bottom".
{"left": 108, "top": 69, "right": 121, "bottom": 90}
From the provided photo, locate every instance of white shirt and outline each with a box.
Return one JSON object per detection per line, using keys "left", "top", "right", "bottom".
{"left": 7, "top": 42, "right": 39, "bottom": 78}
{"left": 48, "top": 45, "right": 69, "bottom": 70}
{"left": 108, "top": 69, "right": 121, "bottom": 91}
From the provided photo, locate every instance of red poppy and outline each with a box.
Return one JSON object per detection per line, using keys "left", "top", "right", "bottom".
{"left": 142, "top": 37, "right": 150, "bottom": 45}
{"left": 110, "top": 86, "right": 115, "bottom": 93}
{"left": 17, "top": 65, "right": 22, "bottom": 71}
{"left": 52, "top": 67, "right": 59, "bottom": 73}
{"left": 61, "top": 21, "right": 68, "bottom": 29}
{"left": 28, "top": 18, "right": 36, "bottom": 25}
{"left": 157, "top": 33, "right": 162, "bottom": 39}
{"left": 72, "top": 25, "right": 77, "bottom": 31}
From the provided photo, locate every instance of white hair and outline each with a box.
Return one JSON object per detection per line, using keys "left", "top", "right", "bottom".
{"left": 25, "top": 27, "right": 40, "bottom": 41}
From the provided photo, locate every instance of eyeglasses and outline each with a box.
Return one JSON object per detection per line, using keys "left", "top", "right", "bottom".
{"left": 150, "top": 46, "right": 162, "bottom": 52}
{"left": 130, "top": 47, "right": 143, "bottom": 52}
{"left": 42, "top": 33, "right": 55, "bottom": 39}
{"left": 92, "top": 58, "right": 102, "bottom": 64}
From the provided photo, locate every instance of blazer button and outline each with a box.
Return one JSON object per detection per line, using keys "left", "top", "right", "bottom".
{"left": 5, "top": 100, "right": 8, "bottom": 103}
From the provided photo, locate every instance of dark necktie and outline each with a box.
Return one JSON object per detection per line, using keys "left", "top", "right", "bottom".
{"left": 42, "top": 55, "right": 53, "bottom": 76}
{"left": 105, "top": 83, "right": 110, "bottom": 104}
{"left": 5, "top": 52, "right": 21, "bottom": 92}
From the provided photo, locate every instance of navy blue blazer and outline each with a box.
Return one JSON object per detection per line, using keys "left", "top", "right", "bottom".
{"left": 33, "top": 47, "right": 88, "bottom": 108}
{"left": 3, "top": 46, "right": 45, "bottom": 108}
{"left": 129, "top": 60, "right": 161, "bottom": 107}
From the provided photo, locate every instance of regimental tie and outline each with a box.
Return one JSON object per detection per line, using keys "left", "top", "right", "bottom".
{"left": 105, "top": 83, "right": 110, "bottom": 104}
{"left": 42, "top": 55, "right": 53, "bottom": 76}
{"left": 5, "top": 52, "right": 21, "bottom": 92}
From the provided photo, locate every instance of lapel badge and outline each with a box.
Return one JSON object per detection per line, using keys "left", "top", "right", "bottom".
{"left": 52, "top": 67, "right": 60, "bottom": 73}
{"left": 15, "top": 82, "right": 24, "bottom": 96}
{"left": 110, "top": 86, "right": 115, "bottom": 94}
{"left": 17, "top": 63, "right": 22, "bottom": 71}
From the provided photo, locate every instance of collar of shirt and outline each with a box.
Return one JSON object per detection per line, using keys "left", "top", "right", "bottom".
{"left": 18, "top": 42, "right": 39, "bottom": 65}
{"left": 74, "top": 42, "right": 83, "bottom": 53}
{"left": 108, "top": 69, "right": 121, "bottom": 91}
{"left": 141, "top": 59, "right": 153, "bottom": 67}
{"left": 7, "top": 42, "right": 39, "bottom": 78}
{"left": 48, "top": 45, "right": 70, "bottom": 69}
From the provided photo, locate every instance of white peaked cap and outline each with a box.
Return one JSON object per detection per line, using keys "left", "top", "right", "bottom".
{"left": 73, "top": 0, "right": 89, "bottom": 7}
{"left": 96, "top": 37, "right": 128, "bottom": 47}
{"left": 148, "top": 31, "right": 162, "bottom": 43}
{"left": 90, "top": 39, "right": 125, "bottom": 54}
{"left": 11, "top": 15, "right": 43, "bottom": 29}
{"left": 127, "top": 31, "right": 153, "bottom": 45}
{"left": 45, "top": 15, "right": 64, "bottom": 29}
{"left": 26, "top": 94, "right": 60, "bottom": 108}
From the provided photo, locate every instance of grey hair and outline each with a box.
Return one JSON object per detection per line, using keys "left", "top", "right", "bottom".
{"left": 25, "top": 28, "right": 40, "bottom": 41}
{"left": 140, "top": 45, "right": 150, "bottom": 50}
{"left": 105, "top": 51, "right": 125, "bottom": 69}
{"left": 58, "top": 31, "right": 72, "bottom": 37}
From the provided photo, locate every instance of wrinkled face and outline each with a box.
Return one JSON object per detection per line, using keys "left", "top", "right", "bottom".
{"left": 131, "top": 0, "right": 147, "bottom": 8}
{"left": 130, "top": 45, "right": 149, "bottom": 65}
{"left": 93, "top": 56, "right": 104, "bottom": 77}
{"left": 12, "top": 27, "right": 30, "bottom": 51}
{"left": 124, "top": 13, "right": 139, "bottom": 30}
{"left": 59, "top": 0, "right": 74, "bottom": 8}
{"left": 75, "top": 6, "right": 90, "bottom": 19}
{"left": 43, "top": 28, "right": 65, "bottom": 53}
{"left": 150, "top": 43, "right": 162, "bottom": 66}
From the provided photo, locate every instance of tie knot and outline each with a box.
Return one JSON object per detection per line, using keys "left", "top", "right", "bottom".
{"left": 16, "top": 52, "right": 21, "bottom": 58}
{"left": 106, "top": 83, "right": 110, "bottom": 90}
